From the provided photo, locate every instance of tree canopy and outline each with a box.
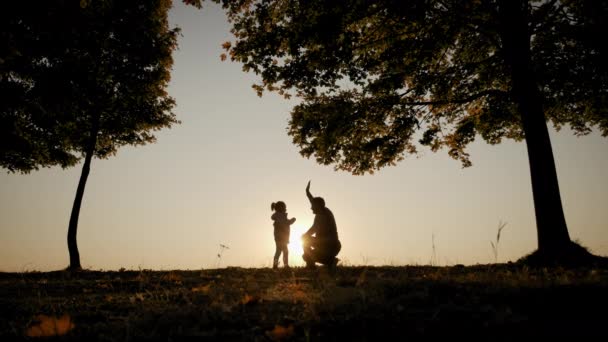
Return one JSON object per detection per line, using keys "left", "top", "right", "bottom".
{"left": 1, "top": 0, "right": 180, "bottom": 269}
{"left": 1, "top": 0, "right": 180, "bottom": 173}
{"left": 208, "top": 0, "right": 607, "bottom": 174}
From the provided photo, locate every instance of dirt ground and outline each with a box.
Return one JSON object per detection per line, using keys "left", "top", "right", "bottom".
{"left": 1, "top": 264, "right": 607, "bottom": 340}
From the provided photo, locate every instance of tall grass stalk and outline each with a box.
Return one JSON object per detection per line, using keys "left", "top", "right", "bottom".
{"left": 490, "top": 221, "right": 507, "bottom": 263}
{"left": 430, "top": 233, "right": 438, "bottom": 266}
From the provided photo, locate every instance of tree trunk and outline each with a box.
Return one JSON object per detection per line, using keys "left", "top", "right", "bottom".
{"left": 67, "top": 112, "right": 101, "bottom": 270}
{"left": 498, "top": 0, "right": 571, "bottom": 255}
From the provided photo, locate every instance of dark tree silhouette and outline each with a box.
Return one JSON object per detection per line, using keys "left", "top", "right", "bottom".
{"left": 195, "top": 0, "right": 607, "bottom": 264}
{"left": 1, "top": 0, "right": 179, "bottom": 270}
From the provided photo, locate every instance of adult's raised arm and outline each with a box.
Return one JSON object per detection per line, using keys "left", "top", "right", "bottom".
{"left": 306, "top": 180, "right": 314, "bottom": 204}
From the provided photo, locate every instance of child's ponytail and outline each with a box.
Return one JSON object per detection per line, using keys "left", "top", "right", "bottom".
{"left": 271, "top": 202, "right": 276, "bottom": 211}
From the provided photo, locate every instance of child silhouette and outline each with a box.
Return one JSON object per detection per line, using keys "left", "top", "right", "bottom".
{"left": 271, "top": 201, "right": 296, "bottom": 269}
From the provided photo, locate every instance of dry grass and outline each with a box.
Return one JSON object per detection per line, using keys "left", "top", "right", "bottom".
{"left": 1, "top": 264, "right": 608, "bottom": 340}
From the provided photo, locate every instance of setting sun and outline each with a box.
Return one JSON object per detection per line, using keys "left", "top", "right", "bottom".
{"left": 288, "top": 223, "right": 308, "bottom": 266}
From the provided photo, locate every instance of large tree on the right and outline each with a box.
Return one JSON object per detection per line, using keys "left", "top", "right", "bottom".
{"left": 216, "top": 0, "right": 607, "bottom": 264}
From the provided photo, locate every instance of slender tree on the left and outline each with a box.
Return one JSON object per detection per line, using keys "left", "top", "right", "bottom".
{"left": 1, "top": 0, "right": 180, "bottom": 270}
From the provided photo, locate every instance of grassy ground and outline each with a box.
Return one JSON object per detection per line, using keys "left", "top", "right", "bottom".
{"left": 1, "top": 264, "right": 608, "bottom": 340}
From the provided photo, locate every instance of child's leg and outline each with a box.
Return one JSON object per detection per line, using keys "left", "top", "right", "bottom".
{"left": 273, "top": 242, "right": 281, "bottom": 268}
{"left": 282, "top": 243, "right": 289, "bottom": 267}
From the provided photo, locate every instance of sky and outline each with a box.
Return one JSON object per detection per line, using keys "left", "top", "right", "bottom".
{"left": 1, "top": 2, "right": 607, "bottom": 272}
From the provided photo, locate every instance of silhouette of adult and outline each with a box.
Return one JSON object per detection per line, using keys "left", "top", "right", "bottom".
{"left": 301, "top": 181, "right": 341, "bottom": 269}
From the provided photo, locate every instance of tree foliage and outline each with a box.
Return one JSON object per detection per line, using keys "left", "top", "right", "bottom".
{"left": 2, "top": 0, "right": 180, "bottom": 269}
{"left": 1, "top": 0, "right": 180, "bottom": 173}
{"left": 206, "top": 0, "right": 607, "bottom": 174}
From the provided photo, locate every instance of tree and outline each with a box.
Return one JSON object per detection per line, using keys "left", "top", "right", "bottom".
{"left": 1, "top": 0, "right": 180, "bottom": 270}
{"left": 206, "top": 0, "right": 607, "bottom": 264}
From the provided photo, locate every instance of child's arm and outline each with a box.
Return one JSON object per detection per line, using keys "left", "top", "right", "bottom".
{"left": 274, "top": 213, "right": 290, "bottom": 225}
{"left": 289, "top": 217, "right": 296, "bottom": 225}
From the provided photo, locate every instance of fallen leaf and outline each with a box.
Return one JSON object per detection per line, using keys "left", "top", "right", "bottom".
{"left": 291, "top": 288, "right": 307, "bottom": 303}
{"left": 241, "top": 294, "right": 258, "bottom": 305}
{"left": 191, "top": 284, "right": 212, "bottom": 294}
{"left": 266, "top": 324, "right": 294, "bottom": 341}
{"left": 162, "top": 272, "right": 183, "bottom": 283}
{"left": 26, "top": 314, "right": 75, "bottom": 337}
{"left": 129, "top": 292, "right": 145, "bottom": 303}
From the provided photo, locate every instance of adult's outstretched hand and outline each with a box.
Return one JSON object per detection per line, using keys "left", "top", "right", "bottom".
{"left": 306, "top": 180, "right": 313, "bottom": 202}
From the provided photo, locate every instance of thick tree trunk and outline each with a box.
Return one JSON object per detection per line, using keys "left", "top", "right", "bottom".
{"left": 67, "top": 113, "right": 101, "bottom": 270}
{"left": 499, "top": 0, "right": 571, "bottom": 255}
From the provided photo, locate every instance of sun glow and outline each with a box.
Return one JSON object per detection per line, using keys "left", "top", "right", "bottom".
{"left": 288, "top": 223, "right": 307, "bottom": 266}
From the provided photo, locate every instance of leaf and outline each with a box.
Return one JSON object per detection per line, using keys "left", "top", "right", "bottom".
{"left": 129, "top": 292, "right": 145, "bottom": 303}
{"left": 26, "top": 314, "right": 75, "bottom": 337}
{"left": 191, "top": 283, "right": 212, "bottom": 294}
{"left": 183, "top": 0, "right": 202, "bottom": 9}
{"left": 241, "top": 293, "right": 259, "bottom": 305}
{"left": 266, "top": 324, "right": 294, "bottom": 341}
{"left": 162, "top": 272, "right": 182, "bottom": 283}
{"left": 291, "top": 287, "right": 307, "bottom": 303}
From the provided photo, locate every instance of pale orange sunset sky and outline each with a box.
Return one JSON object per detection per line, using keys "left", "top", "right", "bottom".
{"left": 1, "top": 2, "right": 607, "bottom": 271}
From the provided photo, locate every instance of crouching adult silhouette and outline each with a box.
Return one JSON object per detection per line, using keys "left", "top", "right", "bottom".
{"left": 301, "top": 181, "right": 341, "bottom": 270}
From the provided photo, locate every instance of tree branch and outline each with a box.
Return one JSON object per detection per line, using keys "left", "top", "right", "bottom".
{"left": 400, "top": 89, "right": 508, "bottom": 106}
